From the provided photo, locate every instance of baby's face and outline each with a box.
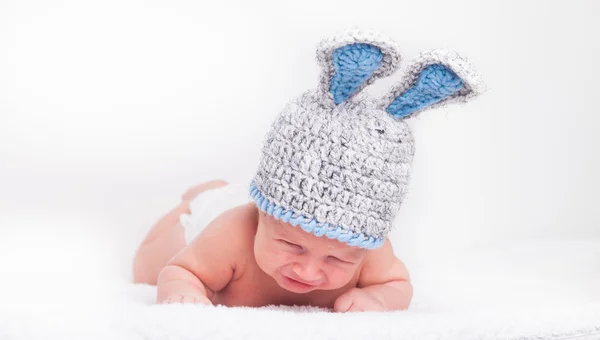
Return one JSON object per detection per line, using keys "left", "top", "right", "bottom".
{"left": 253, "top": 211, "right": 367, "bottom": 293}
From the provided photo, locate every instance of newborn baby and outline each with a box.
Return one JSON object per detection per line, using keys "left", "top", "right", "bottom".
{"left": 132, "top": 29, "right": 484, "bottom": 312}
{"left": 134, "top": 180, "right": 411, "bottom": 312}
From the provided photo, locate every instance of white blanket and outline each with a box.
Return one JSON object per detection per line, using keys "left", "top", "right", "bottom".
{"left": 111, "top": 285, "right": 600, "bottom": 340}
{"left": 1, "top": 216, "right": 599, "bottom": 340}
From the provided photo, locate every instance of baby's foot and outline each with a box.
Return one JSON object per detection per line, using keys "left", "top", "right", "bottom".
{"left": 181, "top": 180, "right": 228, "bottom": 201}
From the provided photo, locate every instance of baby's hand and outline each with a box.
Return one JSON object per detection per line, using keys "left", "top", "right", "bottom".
{"left": 160, "top": 294, "right": 213, "bottom": 306}
{"left": 333, "top": 288, "right": 386, "bottom": 312}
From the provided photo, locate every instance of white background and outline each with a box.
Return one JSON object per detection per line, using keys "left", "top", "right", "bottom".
{"left": 1, "top": 0, "right": 599, "bottom": 285}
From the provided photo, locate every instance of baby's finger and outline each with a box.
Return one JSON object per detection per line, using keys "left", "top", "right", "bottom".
{"left": 195, "top": 295, "right": 214, "bottom": 306}
{"left": 333, "top": 293, "right": 354, "bottom": 313}
{"left": 179, "top": 295, "right": 199, "bottom": 304}
{"left": 159, "top": 296, "right": 176, "bottom": 304}
{"left": 159, "top": 295, "right": 186, "bottom": 304}
{"left": 347, "top": 303, "right": 366, "bottom": 313}
{"left": 160, "top": 295, "right": 212, "bottom": 305}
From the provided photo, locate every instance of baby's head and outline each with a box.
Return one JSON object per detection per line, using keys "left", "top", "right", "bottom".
{"left": 249, "top": 28, "right": 485, "bottom": 292}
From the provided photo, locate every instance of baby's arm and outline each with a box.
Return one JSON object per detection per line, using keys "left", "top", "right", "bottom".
{"left": 334, "top": 240, "right": 412, "bottom": 312}
{"left": 156, "top": 205, "right": 251, "bottom": 304}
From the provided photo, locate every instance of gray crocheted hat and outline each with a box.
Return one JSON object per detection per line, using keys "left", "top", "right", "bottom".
{"left": 250, "top": 28, "right": 485, "bottom": 249}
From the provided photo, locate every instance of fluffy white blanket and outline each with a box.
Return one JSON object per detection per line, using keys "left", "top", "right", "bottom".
{"left": 0, "top": 216, "right": 599, "bottom": 340}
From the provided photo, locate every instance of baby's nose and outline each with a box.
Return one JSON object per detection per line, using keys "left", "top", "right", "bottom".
{"left": 292, "top": 261, "right": 323, "bottom": 283}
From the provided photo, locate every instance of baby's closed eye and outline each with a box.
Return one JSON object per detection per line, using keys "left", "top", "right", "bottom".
{"left": 276, "top": 239, "right": 304, "bottom": 252}
{"left": 326, "top": 256, "right": 355, "bottom": 266}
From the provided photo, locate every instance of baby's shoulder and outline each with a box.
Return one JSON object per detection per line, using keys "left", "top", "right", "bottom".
{"left": 219, "top": 202, "right": 259, "bottom": 243}
{"left": 192, "top": 202, "right": 258, "bottom": 260}
{"left": 358, "top": 239, "right": 410, "bottom": 287}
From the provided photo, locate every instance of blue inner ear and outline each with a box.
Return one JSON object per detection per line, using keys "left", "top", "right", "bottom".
{"left": 330, "top": 43, "right": 383, "bottom": 105}
{"left": 386, "top": 64, "right": 465, "bottom": 118}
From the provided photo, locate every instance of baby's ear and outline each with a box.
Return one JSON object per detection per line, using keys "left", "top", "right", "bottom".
{"left": 381, "top": 49, "right": 486, "bottom": 119}
{"left": 316, "top": 28, "right": 401, "bottom": 105}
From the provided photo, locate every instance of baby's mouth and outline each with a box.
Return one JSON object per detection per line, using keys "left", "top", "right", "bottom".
{"left": 287, "top": 275, "right": 316, "bottom": 286}
{"left": 281, "top": 274, "right": 320, "bottom": 292}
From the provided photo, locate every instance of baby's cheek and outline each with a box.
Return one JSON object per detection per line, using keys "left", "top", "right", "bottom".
{"left": 256, "top": 247, "right": 289, "bottom": 274}
{"left": 270, "top": 249, "right": 294, "bottom": 267}
{"left": 325, "top": 265, "right": 358, "bottom": 288}
{"left": 254, "top": 245, "right": 276, "bottom": 273}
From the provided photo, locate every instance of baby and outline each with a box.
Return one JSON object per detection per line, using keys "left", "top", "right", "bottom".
{"left": 134, "top": 180, "right": 411, "bottom": 312}
{"left": 132, "top": 29, "right": 484, "bottom": 312}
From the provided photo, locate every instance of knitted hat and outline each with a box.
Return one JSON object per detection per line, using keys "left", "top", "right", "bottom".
{"left": 249, "top": 28, "right": 485, "bottom": 249}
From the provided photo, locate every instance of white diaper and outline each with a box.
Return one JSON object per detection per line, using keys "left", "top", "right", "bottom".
{"left": 179, "top": 183, "right": 252, "bottom": 245}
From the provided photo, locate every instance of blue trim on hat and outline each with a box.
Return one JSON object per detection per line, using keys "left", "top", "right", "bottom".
{"left": 386, "top": 64, "right": 465, "bottom": 118}
{"left": 249, "top": 183, "right": 386, "bottom": 249}
{"left": 330, "top": 43, "right": 383, "bottom": 105}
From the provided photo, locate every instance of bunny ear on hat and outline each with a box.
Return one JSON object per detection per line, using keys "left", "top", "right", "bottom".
{"left": 316, "top": 28, "right": 402, "bottom": 106}
{"left": 381, "top": 49, "right": 486, "bottom": 119}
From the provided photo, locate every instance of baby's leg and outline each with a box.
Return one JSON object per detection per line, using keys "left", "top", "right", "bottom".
{"left": 132, "top": 179, "right": 228, "bottom": 285}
